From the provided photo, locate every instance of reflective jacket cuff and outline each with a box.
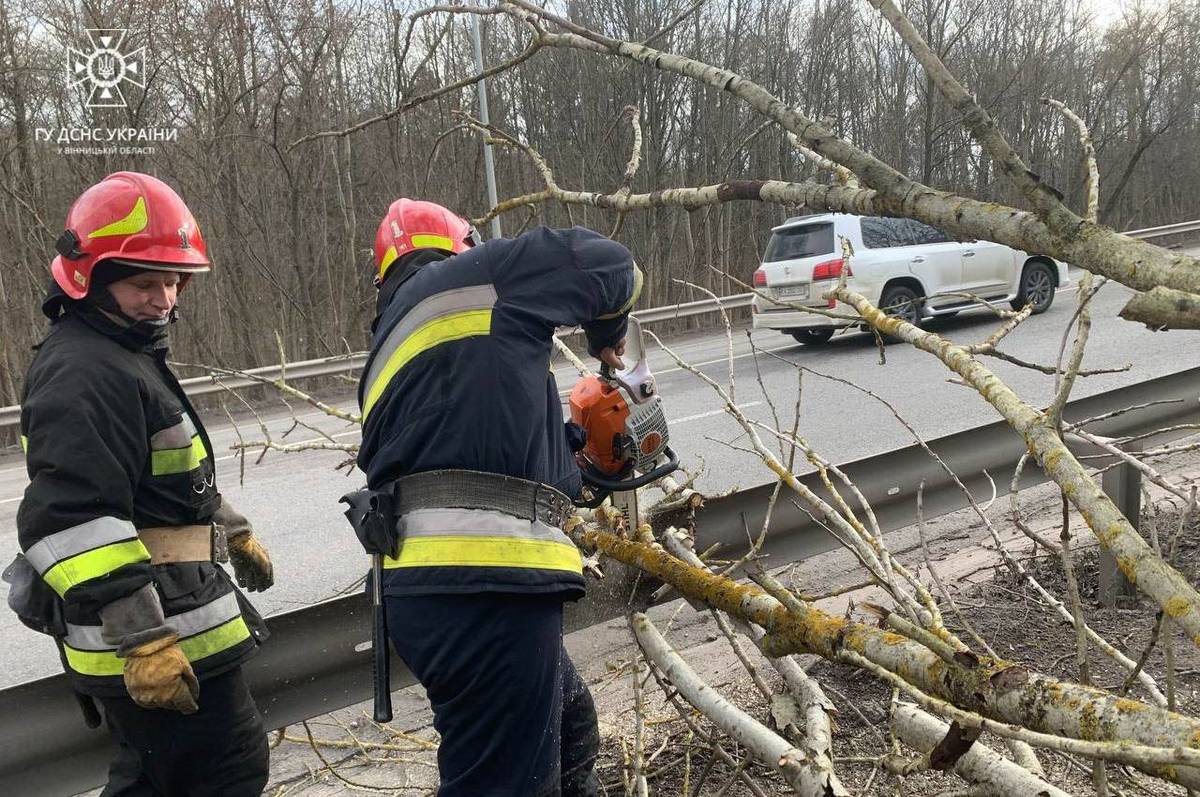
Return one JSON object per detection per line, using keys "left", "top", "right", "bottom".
{"left": 212, "top": 498, "right": 253, "bottom": 540}
{"left": 114, "top": 625, "right": 180, "bottom": 658}
{"left": 99, "top": 583, "right": 176, "bottom": 657}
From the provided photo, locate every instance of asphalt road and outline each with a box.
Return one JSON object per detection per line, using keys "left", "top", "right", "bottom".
{"left": 2, "top": 262, "right": 1198, "bottom": 686}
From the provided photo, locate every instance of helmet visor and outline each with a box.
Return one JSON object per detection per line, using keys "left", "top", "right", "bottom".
{"left": 107, "top": 257, "right": 210, "bottom": 274}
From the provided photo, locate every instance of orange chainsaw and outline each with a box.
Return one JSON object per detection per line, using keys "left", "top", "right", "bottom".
{"left": 569, "top": 317, "right": 679, "bottom": 513}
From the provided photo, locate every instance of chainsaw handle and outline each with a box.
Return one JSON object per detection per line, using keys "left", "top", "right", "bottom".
{"left": 578, "top": 446, "right": 680, "bottom": 495}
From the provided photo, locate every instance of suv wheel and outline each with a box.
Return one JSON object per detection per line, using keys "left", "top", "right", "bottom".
{"left": 789, "top": 328, "right": 835, "bottom": 346}
{"left": 1012, "top": 261, "right": 1057, "bottom": 314}
{"left": 879, "top": 284, "right": 923, "bottom": 329}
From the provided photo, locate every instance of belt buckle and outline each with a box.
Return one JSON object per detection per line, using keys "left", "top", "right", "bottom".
{"left": 532, "top": 483, "right": 568, "bottom": 527}
{"left": 211, "top": 522, "right": 230, "bottom": 564}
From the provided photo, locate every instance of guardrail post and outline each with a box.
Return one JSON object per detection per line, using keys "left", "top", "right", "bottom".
{"left": 1098, "top": 446, "right": 1140, "bottom": 608}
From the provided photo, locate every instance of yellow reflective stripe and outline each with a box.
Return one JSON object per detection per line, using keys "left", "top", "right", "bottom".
{"left": 88, "top": 196, "right": 148, "bottom": 238}
{"left": 361, "top": 285, "right": 497, "bottom": 404}
{"left": 378, "top": 245, "right": 400, "bottom": 280}
{"left": 411, "top": 234, "right": 454, "bottom": 252}
{"left": 42, "top": 539, "right": 151, "bottom": 598}
{"left": 178, "top": 616, "right": 251, "bottom": 662}
{"left": 151, "top": 435, "right": 207, "bottom": 476}
{"left": 383, "top": 535, "right": 583, "bottom": 573}
{"left": 62, "top": 644, "right": 125, "bottom": 677}
{"left": 19, "top": 434, "right": 27, "bottom": 453}
{"left": 362, "top": 309, "right": 492, "bottom": 419}
{"left": 63, "top": 617, "right": 251, "bottom": 677}
{"left": 597, "top": 263, "right": 644, "bottom": 320}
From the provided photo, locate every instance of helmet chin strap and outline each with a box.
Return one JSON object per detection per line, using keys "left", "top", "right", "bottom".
{"left": 83, "top": 286, "right": 174, "bottom": 341}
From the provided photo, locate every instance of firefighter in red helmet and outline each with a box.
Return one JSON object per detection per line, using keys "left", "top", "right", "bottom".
{"left": 10, "top": 172, "right": 274, "bottom": 796}
{"left": 349, "top": 196, "right": 642, "bottom": 796}
{"left": 371, "top": 198, "right": 480, "bottom": 285}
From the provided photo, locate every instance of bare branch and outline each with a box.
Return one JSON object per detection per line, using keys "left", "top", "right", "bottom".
{"left": 868, "top": 0, "right": 1073, "bottom": 227}
{"left": 1120, "top": 286, "right": 1200, "bottom": 331}
{"left": 632, "top": 612, "right": 846, "bottom": 796}
{"left": 830, "top": 283, "right": 1200, "bottom": 649}
{"left": 483, "top": 0, "right": 1200, "bottom": 312}
{"left": 289, "top": 14, "right": 545, "bottom": 150}
{"left": 1042, "top": 97, "right": 1100, "bottom": 223}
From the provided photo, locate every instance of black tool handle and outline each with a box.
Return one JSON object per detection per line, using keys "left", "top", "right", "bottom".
{"left": 578, "top": 446, "right": 681, "bottom": 493}
{"left": 371, "top": 555, "right": 393, "bottom": 723}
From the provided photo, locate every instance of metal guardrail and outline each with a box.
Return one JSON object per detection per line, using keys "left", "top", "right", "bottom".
{"left": 1, "top": 217, "right": 1195, "bottom": 432}
{"left": 1122, "top": 218, "right": 1200, "bottom": 240}
{"left": 3, "top": 365, "right": 1199, "bottom": 795}
{"left": 0, "top": 353, "right": 372, "bottom": 431}
{"left": 629, "top": 292, "right": 753, "bottom": 323}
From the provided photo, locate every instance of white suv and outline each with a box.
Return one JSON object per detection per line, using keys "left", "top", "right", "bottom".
{"left": 751, "top": 213, "right": 1069, "bottom": 344}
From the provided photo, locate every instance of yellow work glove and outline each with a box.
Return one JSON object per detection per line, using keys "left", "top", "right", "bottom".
{"left": 228, "top": 532, "right": 274, "bottom": 592}
{"left": 124, "top": 634, "right": 199, "bottom": 713}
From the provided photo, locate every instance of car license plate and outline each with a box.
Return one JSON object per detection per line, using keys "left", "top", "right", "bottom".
{"left": 775, "top": 284, "right": 810, "bottom": 300}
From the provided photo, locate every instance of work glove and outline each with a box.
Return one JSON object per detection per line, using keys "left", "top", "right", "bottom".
{"left": 123, "top": 634, "right": 200, "bottom": 714}
{"left": 214, "top": 501, "right": 275, "bottom": 592}
{"left": 228, "top": 532, "right": 274, "bottom": 592}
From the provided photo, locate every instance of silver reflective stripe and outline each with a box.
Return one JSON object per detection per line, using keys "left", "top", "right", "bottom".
{"left": 64, "top": 623, "right": 109, "bottom": 651}
{"left": 65, "top": 592, "right": 242, "bottom": 652}
{"left": 24, "top": 517, "right": 139, "bottom": 575}
{"left": 362, "top": 284, "right": 498, "bottom": 398}
{"left": 399, "top": 508, "right": 574, "bottom": 546}
{"left": 169, "top": 592, "right": 241, "bottom": 639}
{"left": 150, "top": 414, "right": 198, "bottom": 450}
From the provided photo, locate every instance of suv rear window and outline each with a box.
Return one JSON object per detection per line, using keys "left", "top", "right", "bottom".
{"left": 764, "top": 223, "right": 835, "bottom": 262}
{"left": 860, "top": 217, "right": 949, "bottom": 248}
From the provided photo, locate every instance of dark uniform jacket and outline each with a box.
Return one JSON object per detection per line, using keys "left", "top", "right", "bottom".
{"left": 357, "top": 226, "right": 640, "bottom": 599}
{"left": 17, "top": 306, "right": 262, "bottom": 696}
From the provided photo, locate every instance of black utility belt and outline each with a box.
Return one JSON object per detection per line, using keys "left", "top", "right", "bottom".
{"left": 390, "top": 469, "right": 573, "bottom": 528}
{"left": 340, "top": 470, "right": 574, "bottom": 560}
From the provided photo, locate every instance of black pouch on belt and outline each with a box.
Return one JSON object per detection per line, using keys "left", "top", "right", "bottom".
{"left": 340, "top": 486, "right": 400, "bottom": 559}
{"left": 5, "top": 554, "right": 103, "bottom": 729}
{"left": 3, "top": 553, "right": 66, "bottom": 637}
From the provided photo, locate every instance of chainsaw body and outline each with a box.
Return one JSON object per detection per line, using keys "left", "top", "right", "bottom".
{"left": 568, "top": 318, "right": 678, "bottom": 507}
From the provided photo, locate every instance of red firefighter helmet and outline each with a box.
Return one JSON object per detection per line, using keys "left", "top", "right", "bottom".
{"left": 373, "top": 198, "right": 480, "bottom": 284}
{"left": 51, "top": 171, "right": 210, "bottom": 299}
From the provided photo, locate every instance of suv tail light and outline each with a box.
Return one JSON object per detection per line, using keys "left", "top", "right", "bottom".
{"left": 812, "top": 258, "right": 851, "bottom": 281}
{"left": 752, "top": 269, "right": 767, "bottom": 287}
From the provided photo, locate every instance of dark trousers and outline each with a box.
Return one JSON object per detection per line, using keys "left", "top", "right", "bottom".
{"left": 98, "top": 666, "right": 269, "bottom": 797}
{"left": 386, "top": 593, "right": 600, "bottom": 797}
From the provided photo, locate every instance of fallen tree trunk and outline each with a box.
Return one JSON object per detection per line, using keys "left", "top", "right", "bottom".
{"left": 582, "top": 527, "right": 1200, "bottom": 788}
